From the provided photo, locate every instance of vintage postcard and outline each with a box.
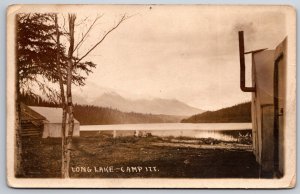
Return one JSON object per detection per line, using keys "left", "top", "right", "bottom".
{"left": 6, "top": 4, "right": 296, "bottom": 188}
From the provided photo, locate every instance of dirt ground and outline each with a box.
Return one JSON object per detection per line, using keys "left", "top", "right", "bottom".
{"left": 20, "top": 132, "right": 260, "bottom": 178}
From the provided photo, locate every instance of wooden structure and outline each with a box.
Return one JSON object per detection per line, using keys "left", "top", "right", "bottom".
{"left": 20, "top": 103, "right": 45, "bottom": 138}
{"left": 20, "top": 104, "right": 80, "bottom": 138}
{"left": 239, "top": 31, "right": 287, "bottom": 177}
{"left": 29, "top": 106, "right": 80, "bottom": 138}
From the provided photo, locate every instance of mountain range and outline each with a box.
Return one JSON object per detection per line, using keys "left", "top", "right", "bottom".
{"left": 73, "top": 92, "right": 204, "bottom": 116}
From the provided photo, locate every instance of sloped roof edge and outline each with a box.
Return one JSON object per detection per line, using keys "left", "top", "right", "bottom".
{"left": 29, "top": 106, "right": 80, "bottom": 124}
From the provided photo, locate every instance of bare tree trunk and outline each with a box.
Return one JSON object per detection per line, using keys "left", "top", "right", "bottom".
{"left": 64, "top": 14, "right": 76, "bottom": 178}
{"left": 60, "top": 13, "right": 126, "bottom": 178}
{"left": 54, "top": 14, "right": 68, "bottom": 178}
{"left": 15, "top": 79, "right": 23, "bottom": 177}
{"left": 15, "top": 14, "right": 23, "bottom": 177}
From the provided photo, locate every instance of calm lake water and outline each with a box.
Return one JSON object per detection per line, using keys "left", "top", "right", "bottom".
{"left": 80, "top": 123, "right": 252, "bottom": 142}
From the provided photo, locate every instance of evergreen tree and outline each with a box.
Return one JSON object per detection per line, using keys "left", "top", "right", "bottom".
{"left": 16, "top": 13, "right": 96, "bottom": 99}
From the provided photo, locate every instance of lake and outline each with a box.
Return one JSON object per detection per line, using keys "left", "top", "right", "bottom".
{"left": 80, "top": 123, "right": 252, "bottom": 142}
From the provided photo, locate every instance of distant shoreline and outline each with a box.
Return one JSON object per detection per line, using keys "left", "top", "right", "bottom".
{"left": 79, "top": 122, "right": 252, "bottom": 131}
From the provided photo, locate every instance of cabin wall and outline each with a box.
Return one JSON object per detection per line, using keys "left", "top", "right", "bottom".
{"left": 251, "top": 61, "right": 259, "bottom": 161}
{"left": 42, "top": 123, "right": 80, "bottom": 138}
{"left": 260, "top": 105, "right": 274, "bottom": 172}
{"left": 252, "top": 50, "right": 275, "bottom": 173}
{"left": 251, "top": 38, "right": 287, "bottom": 176}
{"left": 274, "top": 38, "right": 287, "bottom": 176}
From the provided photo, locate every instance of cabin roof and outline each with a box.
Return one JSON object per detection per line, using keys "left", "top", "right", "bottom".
{"left": 21, "top": 103, "right": 46, "bottom": 121}
{"left": 29, "top": 106, "right": 80, "bottom": 124}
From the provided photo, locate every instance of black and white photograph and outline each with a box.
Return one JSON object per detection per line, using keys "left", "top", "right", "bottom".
{"left": 6, "top": 4, "right": 296, "bottom": 188}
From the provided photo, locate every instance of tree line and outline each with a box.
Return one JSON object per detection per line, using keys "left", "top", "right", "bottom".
{"left": 73, "top": 105, "right": 181, "bottom": 124}
{"left": 181, "top": 102, "right": 251, "bottom": 123}
{"left": 20, "top": 93, "right": 181, "bottom": 124}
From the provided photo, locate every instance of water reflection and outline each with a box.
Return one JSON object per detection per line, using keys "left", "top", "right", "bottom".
{"left": 148, "top": 130, "right": 252, "bottom": 142}
{"left": 80, "top": 123, "right": 252, "bottom": 143}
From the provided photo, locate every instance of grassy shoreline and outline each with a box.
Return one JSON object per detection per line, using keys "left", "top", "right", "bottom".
{"left": 20, "top": 132, "right": 259, "bottom": 178}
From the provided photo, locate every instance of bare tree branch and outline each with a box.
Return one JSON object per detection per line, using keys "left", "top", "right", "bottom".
{"left": 61, "top": 14, "right": 69, "bottom": 35}
{"left": 72, "top": 14, "right": 103, "bottom": 54}
{"left": 75, "top": 16, "right": 89, "bottom": 26}
{"left": 75, "top": 33, "right": 85, "bottom": 54}
{"left": 74, "top": 14, "right": 128, "bottom": 65}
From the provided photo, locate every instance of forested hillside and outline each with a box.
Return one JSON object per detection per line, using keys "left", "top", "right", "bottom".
{"left": 181, "top": 102, "right": 251, "bottom": 123}
{"left": 20, "top": 93, "right": 182, "bottom": 124}
{"left": 73, "top": 105, "right": 182, "bottom": 125}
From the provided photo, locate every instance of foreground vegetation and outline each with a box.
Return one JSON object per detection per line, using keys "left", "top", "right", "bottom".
{"left": 20, "top": 133, "right": 259, "bottom": 178}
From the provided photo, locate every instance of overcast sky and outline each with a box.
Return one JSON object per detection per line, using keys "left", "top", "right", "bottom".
{"left": 70, "top": 5, "right": 287, "bottom": 110}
